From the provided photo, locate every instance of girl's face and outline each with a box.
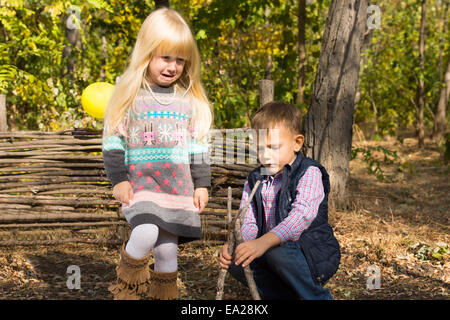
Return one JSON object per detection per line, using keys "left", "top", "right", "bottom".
{"left": 147, "top": 55, "right": 186, "bottom": 87}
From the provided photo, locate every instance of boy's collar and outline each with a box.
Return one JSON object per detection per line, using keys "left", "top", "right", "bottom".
{"left": 286, "top": 151, "right": 303, "bottom": 172}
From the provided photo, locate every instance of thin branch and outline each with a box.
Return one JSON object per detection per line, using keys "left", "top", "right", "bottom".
{"left": 234, "top": 216, "right": 261, "bottom": 300}
{"left": 215, "top": 187, "right": 234, "bottom": 300}
{"left": 216, "top": 181, "right": 261, "bottom": 300}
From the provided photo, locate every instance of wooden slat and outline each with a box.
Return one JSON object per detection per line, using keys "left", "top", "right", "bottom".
{"left": 0, "top": 129, "right": 253, "bottom": 235}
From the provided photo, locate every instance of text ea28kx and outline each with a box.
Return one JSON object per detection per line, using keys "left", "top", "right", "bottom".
{"left": 180, "top": 304, "right": 269, "bottom": 317}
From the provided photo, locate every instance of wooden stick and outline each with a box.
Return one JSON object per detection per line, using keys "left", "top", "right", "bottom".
{"left": 0, "top": 238, "right": 123, "bottom": 247}
{"left": 0, "top": 129, "right": 101, "bottom": 138}
{"left": 0, "top": 195, "right": 117, "bottom": 206}
{"left": 0, "top": 170, "right": 107, "bottom": 180}
{"left": 0, "top": 177, "right": 110, "bottom": 189}
{"left": 0, "top": 221, "right": 127, "bottom": 229}
{"left": 216, "top": 187, "right": 234, "bottom": 300}
{"left": 229, "top": 180, "right": 260, "bottom": 230}
{"left": 0, "top": 212, "right": 119, "bottom": 222}
{"left": 234, "top": 217, "right": 261, "bottom": 300}
{"left": 0, "top": 145, "right": 101, "bottom": 154}
{"left": 0, "top": 163, "right": 104, "bottom": 171}
{"left": 216, "top": 181, "right": 260, "bottom": 300}
{"left": 0, "top": 185, "right": 111, "bottom": 194}
{"left": 0, "top": 159, "right": 102, "bottom": 166}
{"left": 0, "top": 138, "right": 103, "bottom": 146}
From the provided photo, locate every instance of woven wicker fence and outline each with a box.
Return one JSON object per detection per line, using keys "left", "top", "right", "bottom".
{"left": 0, "top": 128, "right": 256, "bottom": 246}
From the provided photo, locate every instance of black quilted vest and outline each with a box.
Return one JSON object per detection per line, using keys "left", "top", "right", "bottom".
{"left": 247, "top": 152, "right": 341, "bottom": 285}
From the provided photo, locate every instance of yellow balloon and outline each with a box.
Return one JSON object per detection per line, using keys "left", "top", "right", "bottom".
{"left": 81, "top": 82, "right": 114, "bottom": 119}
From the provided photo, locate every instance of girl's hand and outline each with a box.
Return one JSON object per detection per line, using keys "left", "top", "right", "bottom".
{"left": 219, "top": 243, "right": 232, "bottom": 269}
{"left": 193, "top": 187, "right": 208, "bottom": 213}
{"left": 112, "top": 181, "right": 134, "bottom": 205}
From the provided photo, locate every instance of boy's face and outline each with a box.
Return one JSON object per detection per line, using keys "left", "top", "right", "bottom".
{"left": 147, "top": 55, "right": 186, "bottom": 87}
{"left": 257, "top": 125, "right": 304, "bottom": 176}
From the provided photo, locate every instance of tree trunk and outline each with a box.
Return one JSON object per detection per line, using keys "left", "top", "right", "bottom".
{"left": 433, "top": 57, "right": 450, "bottom": 142}
{"left": 354, "top": 28, "right": 373, "bottom": 107}
{"left": 433, "top": 1, "right": 449, "bottom": 142}
{"left": 296, "top": 0, "right": 306, "bottom": 104}
{"left": 154, "top": 0, "right": 170, "bottom": 8}
{"left": 368, "top": 85, "right": 378, "bottom": 133}
{"left": 415, "top": 0, "right": 427, "bottom": 148}
{"left": 264, "top": 6, "right": 273, "bottom": 80}
{"left": 62, "top": 6, "right": 81, "bottom": 79}
{"left": 437, "top": 1, "right": 448, "bottom": 83}
{"left": 302, "top": 0, "right": 368, "bottom": 208}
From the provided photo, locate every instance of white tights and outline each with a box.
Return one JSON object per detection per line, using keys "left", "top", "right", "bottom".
{"left": 125, "top": 224, "right": 178, "bottom": 273}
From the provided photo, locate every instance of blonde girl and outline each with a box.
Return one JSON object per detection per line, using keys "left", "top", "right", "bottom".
{"left": 102, "top": 7, "right": 212, "bottom": 300}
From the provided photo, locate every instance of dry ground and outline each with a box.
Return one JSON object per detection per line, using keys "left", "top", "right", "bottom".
{"left": 0, "top": 136, "right": 448, "bottom": 300}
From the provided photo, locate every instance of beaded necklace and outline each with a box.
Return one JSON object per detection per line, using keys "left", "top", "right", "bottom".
{"left": 143, "top": 74, "right": 192, "bottom": 105}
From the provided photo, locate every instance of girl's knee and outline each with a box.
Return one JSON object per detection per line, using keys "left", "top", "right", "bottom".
{"left": 153, "top": 241, "right": 178, "bottom": 259}
{"left": 125, "top": 224, "right": 159, "bottom": 259}
{"left": 129, "top": 224, "right": 159, "bottom": 247}
{"left": 153, "top": 228, "right": 178, "bottom": 272}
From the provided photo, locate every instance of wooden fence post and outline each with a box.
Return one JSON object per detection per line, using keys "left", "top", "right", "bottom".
{"left": 0, "top": 94, "right": 7, "bottom": 132}
{"left": 259, "top": 79, "right": 274, "bottom": 107}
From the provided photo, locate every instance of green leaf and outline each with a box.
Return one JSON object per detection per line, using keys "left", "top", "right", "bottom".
{"left": 196, "top": 29, "right": 207, "bottom": 40}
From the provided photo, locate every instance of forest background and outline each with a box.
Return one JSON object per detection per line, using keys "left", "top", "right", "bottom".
{"left": 0, "top": 0, "right": 449, "bottom": 300}
{"left": 1, "top": 0, "right": 448, "bottom": 144}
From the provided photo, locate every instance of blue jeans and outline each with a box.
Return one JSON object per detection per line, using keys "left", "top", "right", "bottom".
{"left": 228, "top": 241, "right": 333, "bottom": 300}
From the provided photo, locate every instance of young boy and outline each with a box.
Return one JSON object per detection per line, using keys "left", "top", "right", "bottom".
{"left": 219, "top": 101, "right": 340, "bottom": 300}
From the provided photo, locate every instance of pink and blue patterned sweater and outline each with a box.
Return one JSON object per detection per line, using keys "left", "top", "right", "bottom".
{"left": 102, "top": 85, "right": 211, "bottom": 243}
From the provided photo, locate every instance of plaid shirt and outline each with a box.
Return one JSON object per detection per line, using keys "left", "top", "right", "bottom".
{"left": 240, "top": 166, "right": 325, "bottom": 244}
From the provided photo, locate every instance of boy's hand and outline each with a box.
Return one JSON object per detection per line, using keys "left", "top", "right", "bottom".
{"left": 234, "top": 232, "right": 281, "bottom": 268}
{"left": 193, "top": 187, "right": 208, "bottom": 213}
{"left": 219, "top": 243, "right": 232, "bottom": 269}
{"left": 112, "top": 180, "right": 134, "bottom": 205}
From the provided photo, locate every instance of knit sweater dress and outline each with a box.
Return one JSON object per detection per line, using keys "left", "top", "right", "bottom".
{"left": 102, "top": 85, "right": 211, "bottom": 244}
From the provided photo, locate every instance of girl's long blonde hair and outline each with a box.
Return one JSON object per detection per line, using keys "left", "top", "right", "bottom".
{"left": 104, "top": 7, "right": 212, "bottom": 141}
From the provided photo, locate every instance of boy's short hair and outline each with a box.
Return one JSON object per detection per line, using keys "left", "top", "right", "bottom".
{"left": 251, "top": 101, "right": 303, "bottom": 135}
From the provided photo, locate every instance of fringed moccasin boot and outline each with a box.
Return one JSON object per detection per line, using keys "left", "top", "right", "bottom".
{"left": 108, "top": 243, "right": 151, "bottom": 300}
{"left": 147, "top": 264, "right": 178, "bottom": 300}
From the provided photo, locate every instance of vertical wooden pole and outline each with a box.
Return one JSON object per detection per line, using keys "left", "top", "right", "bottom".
{"left": 0, "top": 94, "right": 7, "bottom": 132}
{"left": 259, "top": 79, "right": 274, "bottom": 107}
{"left": 227, "top": 186, "right": 232, "bottom": 225}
